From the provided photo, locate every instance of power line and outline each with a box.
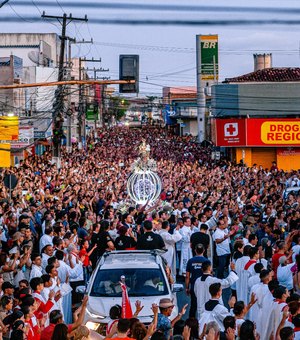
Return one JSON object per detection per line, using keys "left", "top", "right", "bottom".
{"left": 4, "top": 16, "right": 300, "bottom": 26}
{"left": 0, "top": 0, "right": 9, "bottom": 9}
{"left": 10, "top": 2, "right": 300, "bottom": 16}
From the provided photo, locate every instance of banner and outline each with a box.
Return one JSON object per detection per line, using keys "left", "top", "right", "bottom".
{"left": 0, "top": 116, "right": 19, "bottom": 141}
{"left": 214, "top": 118, "right": 300, "bottom": 147}
{"left": 120, "top": 280, "right": 133, "bottom": 319}
{"left": 214, "top": 118, "right": 246, "bottom": 146}
{"left": 0, "top": 144, "right": 10, "bottom": 168}
{"left": 247, "top": 119, "right": 300, "bottom": 147}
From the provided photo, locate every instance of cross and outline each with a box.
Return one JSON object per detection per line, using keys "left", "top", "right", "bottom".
{"left": 226, "top": 124, "right": 236, "bottom": 135}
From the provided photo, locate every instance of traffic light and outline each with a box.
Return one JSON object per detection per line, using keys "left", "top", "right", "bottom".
{"left": 52, "top": 114, "right": 64, "bottom": 145}
{"left": 119, "top": 55, "right": 139, "bottom": 93}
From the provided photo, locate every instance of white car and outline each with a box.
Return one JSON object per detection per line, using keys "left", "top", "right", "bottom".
{"left": 83, "top": 250, "right": 182, "bottom": 332}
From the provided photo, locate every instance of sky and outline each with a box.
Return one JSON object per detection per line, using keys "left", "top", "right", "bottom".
{"left": 2, "top": 0, "right": 300, "bottom": 97}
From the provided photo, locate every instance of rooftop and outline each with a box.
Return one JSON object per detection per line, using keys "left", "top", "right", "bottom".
{"left": 224, "top": 67, "right": 300, "bottom": 83}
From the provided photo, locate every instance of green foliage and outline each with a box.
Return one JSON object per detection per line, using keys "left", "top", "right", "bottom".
{"left": 107, "top": 97, "right": 129, "bottom": 121}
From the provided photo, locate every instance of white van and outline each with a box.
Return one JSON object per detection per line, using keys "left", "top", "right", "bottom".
{"left": 83, "top": 250, "right": 182, "bottom": 332}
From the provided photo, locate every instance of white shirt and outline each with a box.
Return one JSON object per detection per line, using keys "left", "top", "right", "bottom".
{"left": 41, "top": 253, "right": 50, "bottom": 270}
{"left": 67, "top": 253, "right": 84, "bottom": 282}
{"left": 194, "top": 271, "right": 238, "bottom": 319}
{"left": 213, "top": 228, "right": 230, "bottom": 256}
{"left": 292, "top": 245, "right": 300, "bottom": 262}
{"left": 39, "top": 234, "right": 53, "bottom": 253}
{"left": 277, "top": 263, "right": 294, "bottom": 291}
{"left": 30, "top": 264, "right": 43, "bottom": 281}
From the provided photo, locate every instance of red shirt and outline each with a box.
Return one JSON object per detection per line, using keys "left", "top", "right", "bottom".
{"left": 41, "top": 323, "right": 73, "bottom": 340}
{"left": 79, "top": 248, "right": 89, "bottom": 267}
{"left": 272, "top": 253, "right": 285, "bottom": 278}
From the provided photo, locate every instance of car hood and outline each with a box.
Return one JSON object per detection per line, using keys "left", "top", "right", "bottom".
{"left": 88, "top": 294, "right": 178, "bottom": 319}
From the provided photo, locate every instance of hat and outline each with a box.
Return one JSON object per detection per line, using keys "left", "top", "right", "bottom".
{"left": 12, "top": 232, "right": 23, "bottom": 242}
{"left": 2, "top": 281, "right": 14, "bottom": 290}
{"left": 246, "top": 216, "right": 256, "bottom": 224}
{"left": 279, "top": 256, "right": 287, "bottom": 265}
{"left": 158, "top": 298, "right": 174, "bottom": 308}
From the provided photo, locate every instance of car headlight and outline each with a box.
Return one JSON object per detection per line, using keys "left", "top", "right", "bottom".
{"left": 86, "top": 322, "right": 101, "bottom": 330}
{"left": 86, "top": 307, "right": 105, "bottom": 320}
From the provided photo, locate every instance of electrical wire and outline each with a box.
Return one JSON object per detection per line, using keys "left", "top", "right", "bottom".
{"left": 3, "top": 16, "right": 300, "bottom": 26}
{"left": 9, "top": 2, "right": 300, "bottom": 16}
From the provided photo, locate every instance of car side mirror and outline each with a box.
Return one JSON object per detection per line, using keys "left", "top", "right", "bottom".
{"left": 172, "top": 283, "right": 184, "bottom": 293}
{"left": 76, "top": 285, "right": 86, "bottom": 294}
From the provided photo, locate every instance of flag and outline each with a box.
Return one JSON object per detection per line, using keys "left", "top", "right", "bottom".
{"left": 120, "top": 281, "right": 133, "bottom": 318}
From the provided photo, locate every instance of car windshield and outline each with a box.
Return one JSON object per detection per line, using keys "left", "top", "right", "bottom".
{"left": 90, "top": 268, "right": 168, "bottom": 297}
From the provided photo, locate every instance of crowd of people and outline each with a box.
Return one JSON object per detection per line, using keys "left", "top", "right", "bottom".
{"left": 0, "top": 125, "right": 299, "bottom": 339}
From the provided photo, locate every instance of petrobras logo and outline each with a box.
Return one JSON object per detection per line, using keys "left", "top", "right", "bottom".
{"left": 224, "top": 123, "right": 238, "bottom": 137}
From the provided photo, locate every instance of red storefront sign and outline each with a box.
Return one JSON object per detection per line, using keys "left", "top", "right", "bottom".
{"left": 247, "top": 118, "right": 300, "bottom": 147}
{"left": 214, "top": 118, "right": 246, "bottom": 146}
{"left": 214, "top": 118, "right": 300, "bottom": 147}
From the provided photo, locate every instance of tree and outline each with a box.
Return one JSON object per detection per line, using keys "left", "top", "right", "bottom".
{"left": 107, "top": 96, "right": 129, "bottom": 122}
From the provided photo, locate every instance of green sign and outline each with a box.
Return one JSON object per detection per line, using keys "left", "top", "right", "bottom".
{"left": 200, "top": 35, "right": 218, "bottom": 81}
{"left": 86, "top": 106, "right": 99, "bottom": 121}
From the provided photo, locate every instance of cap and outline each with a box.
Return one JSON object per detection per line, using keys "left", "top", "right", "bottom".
{"left": 158, "top": 298, "right": 174, "bottom": 308}
{"left": 2, "top": 281, "right": 14, "bottom": 290}
{"left": 246, "top": 216, "right": 256, "bottom": 224}
{"left": 279, "top": 256, "right": 287, "bottom": 265}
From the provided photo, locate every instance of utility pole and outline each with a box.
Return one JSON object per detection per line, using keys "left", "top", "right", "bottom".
{"left": 41, "top": 12, "right": 88, "bottom": 166}
{"left": 84, "top": 66, "right": 109, "bottom": 133}
{"left": 78, "top": 57, "right": 102, "bottom": 147}
{"left": 67, "top": 38, "right": 93, "bottom": 153}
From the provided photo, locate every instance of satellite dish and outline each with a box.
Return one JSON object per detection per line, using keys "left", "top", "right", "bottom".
{"left": 28, "top": 51, "right": 50, "bottom": 66}
{"left": 28, "top": 51, "right": 40, "bottom": 65}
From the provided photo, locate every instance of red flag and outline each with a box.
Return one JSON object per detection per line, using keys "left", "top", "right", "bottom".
{"left": 120, "top": 281, "right": 133, "bottom": 318}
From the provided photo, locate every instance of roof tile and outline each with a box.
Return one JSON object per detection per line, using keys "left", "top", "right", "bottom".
{"left": 224, "top": 67, "right": 300, "bottom": 83}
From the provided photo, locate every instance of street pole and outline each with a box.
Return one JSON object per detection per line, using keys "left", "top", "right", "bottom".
{"left": 196, "top": 35, "right": 206, "bottom": 144}
{"left": 67, "top": 38, "right": 93, "bottom": 152}
{"left": 78, "top": 58, "right": 103, "bottom": 147}
{"left": 41, "top": 12, "right": 88, "bottom": 165}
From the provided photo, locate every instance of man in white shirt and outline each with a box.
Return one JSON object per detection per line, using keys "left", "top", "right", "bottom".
{"left": 199, "top": 282, "right": 231, "bottom": 333}
{"left": 194, "top": 260, "right": 238, "bottom": 319}
{"left": 30, "top": 253, "right": 43, "bottom": 280}
{"left": 159, "top": 221, "right": 182, "bottom": 278}
{"left": 66, "top": 243, "right": 84, "bottom": 304}
{"left": 248, "top": 269, "right": 272, "bottom": 338}
{"left": 277, "top": 256, "right": 294, "bottom": 292}
{"left": 41, "top": 244, "right": 54, "bottom": 270}
{"left": 172, "top": 201, "right": 188, "bottom": 218}
{"left": 39, "top": 227, "right": 53, "bottom": 253}
{"left": 213, "top": 218, "right": 233, "bottom": 279}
